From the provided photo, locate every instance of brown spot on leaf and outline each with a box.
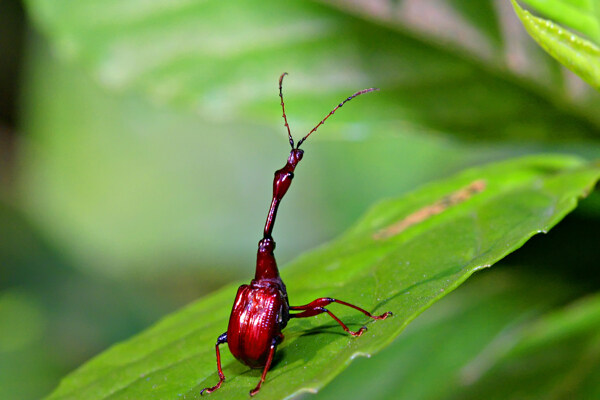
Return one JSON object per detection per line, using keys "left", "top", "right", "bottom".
{"left": 373, "top": 179, "right": 487, "bottom": 240}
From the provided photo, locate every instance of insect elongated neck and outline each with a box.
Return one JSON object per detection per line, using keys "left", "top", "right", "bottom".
{"left": 255, "top": 148, "right": 304, "bottom": 281}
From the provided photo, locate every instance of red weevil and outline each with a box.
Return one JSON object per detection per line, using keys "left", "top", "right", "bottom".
{"left": 201, "top": 73, "right": 392, "bottom": 397}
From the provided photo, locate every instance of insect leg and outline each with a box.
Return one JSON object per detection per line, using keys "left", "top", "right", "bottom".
{"left": 200, "top": 332, "right": 228, "bottom": 395}
{"left": 290, "top": 298, "right": 392, "bottom": 336}
{"left": 249, "top": 333, "right": 283, "bottom": 397}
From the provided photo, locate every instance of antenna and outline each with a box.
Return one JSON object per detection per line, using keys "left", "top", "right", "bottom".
{"left": 278, "top": 73, "right": 294, "bottom": 149}
{"left": 296, "top": 87, "right": 379, "bottom": 149}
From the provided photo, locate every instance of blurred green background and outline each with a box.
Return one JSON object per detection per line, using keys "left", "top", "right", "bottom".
{"left": 1, "top": 1, "right": 599, "bottom": 399}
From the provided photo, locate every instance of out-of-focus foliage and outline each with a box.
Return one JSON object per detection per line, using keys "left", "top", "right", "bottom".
{"left": 0, "top": 0, "right": 599, "bottom": 399}
{"left": 18, "top": 0, "right": 600, "bottom": 278}
{"left": 455, "top": 291, "right": 600, "bottom": 400}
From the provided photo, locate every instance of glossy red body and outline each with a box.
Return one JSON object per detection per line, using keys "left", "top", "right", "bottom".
{"left": 225, "top": 147, "right": 298, "bottom": 369}
{"left": 200, "top": 74, "right": 390, "bottom": 397}
{"left": 227, "top": 280, "right": 288, "bottom": 368}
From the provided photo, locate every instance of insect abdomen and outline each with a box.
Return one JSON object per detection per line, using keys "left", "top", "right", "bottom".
{"left": 227, "top": 283, "right": 285, "bottom": 368}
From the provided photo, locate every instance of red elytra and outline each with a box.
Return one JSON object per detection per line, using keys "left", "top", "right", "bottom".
{"left": 201, "top": 73, "right": 392, "bottom": 397}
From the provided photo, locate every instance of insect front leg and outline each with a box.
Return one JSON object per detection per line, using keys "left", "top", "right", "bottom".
{"left": 249, "top": 333, "right": 284, "bottom": 397}
{"left": 290, "top": 298, "right": 391, "bottom": 336}
{"left": 200, "top": 332, "right": 228, "bottom": 395}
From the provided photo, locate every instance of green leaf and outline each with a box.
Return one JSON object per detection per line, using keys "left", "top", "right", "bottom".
{"left": 512, "top": 0, "right": 600, "bottom": 91}
{"left": 318, "top": 268, "right": 600, "bottom": 400}
{"left": 316, "top": 268, "right": 579, "bottom": 400}
{"left": 519, "top": 0, "right": 600, "bottom": 43}
{"left": 45, "top": 155, "right": 600, "bottom": 399}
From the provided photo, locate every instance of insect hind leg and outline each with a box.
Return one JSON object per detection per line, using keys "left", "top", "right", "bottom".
{"left": 290, "top": 297, "right": 392, "bottom": 336}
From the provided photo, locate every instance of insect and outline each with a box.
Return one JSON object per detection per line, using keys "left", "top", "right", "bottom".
{"left": 201, "top": 73, "right": 392, "bottom": 397}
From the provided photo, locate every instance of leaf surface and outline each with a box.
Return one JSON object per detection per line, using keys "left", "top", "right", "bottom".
{"left": 318, "top": 267, "right": 600, "bottom": 399}
{"left": 520, "top": 0, "right": 600, "bottom": 43}
{"left": 45, "top": 155, "right": 600, "bottom": 399}
{"left": 316, "top": 268, "right": 578, "bottom": 399}
{"left": 512, "top": 0, "right": 600, "bottom": 91}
